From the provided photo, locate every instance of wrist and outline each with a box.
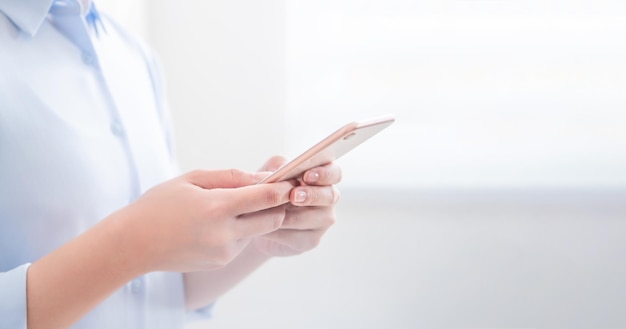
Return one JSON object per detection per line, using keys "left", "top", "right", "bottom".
{"left": 250, "top": 236, "right": 280, "bottom": 260}
{"left": 101, "top": 207, "right": 156, "bottom": 276}
{"left": 184, "top": 241, "right": 273, "bottom": 311}
{"left": 249, "top": 239, "right": 274, "bottom": 261}
{"left": 25, "top": 208, "right": 151, "bottom": 328}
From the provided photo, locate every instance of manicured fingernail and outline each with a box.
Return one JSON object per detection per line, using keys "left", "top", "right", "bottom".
{"left": 304, "top": 171, "right": 320, "bottom": 184}
{"left": 294, "top": 190, "right": 307, "bottom": 203}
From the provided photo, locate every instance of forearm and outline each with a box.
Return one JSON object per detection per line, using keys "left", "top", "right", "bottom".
{"left": 184, "top": 244, "right": 271, "bottom": 311}
{"left": 26, "top": 210, "right": 148, "bottom": 329}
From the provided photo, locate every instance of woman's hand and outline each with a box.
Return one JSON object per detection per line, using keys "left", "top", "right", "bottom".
{"left": 123, "top": 169, "right": 294, "bottom": 272}
{"left": 27, "top": 168, "right": 293, "bottom": 328}
{"left": 253, "top": 157, "right": 342, "bottom": 257}
{"left": 183, "top": 160, "right": 341, "bottom": 311}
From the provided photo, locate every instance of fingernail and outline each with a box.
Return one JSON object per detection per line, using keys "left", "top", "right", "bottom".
{"left": 304, "top": 171, "right": 320, "bottom": 184}
{"left": 294, "top": 190, "right": 307, "bottom": 204}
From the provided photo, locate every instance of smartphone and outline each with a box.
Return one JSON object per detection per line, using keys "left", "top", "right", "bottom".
{"left": 257, "top": 114, "right": 395, "bottom": 184}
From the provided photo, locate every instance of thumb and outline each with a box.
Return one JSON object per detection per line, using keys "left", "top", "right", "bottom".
{"left": 185, "top": 169, "right": 268, "bottom": 189}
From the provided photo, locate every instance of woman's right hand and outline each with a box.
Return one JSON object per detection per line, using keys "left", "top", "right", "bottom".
{"left": 119, "top": 169, "right": 294, "bottom": 273}
{"left": 25, "top": 169, "right": 293, "bottom": 329}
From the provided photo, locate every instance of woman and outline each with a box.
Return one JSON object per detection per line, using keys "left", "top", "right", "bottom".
{"left": 0, "top": 0, "right": 341, "bottom": 327}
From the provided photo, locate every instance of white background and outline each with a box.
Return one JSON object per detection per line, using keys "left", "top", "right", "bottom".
{"left": 98, "top": 1, "right": 626, "bottom": 328}
{"left": 283, "top": 0, "right": 626, "bottom": 189}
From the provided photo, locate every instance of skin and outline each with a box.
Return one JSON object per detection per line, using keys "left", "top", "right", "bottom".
{"left": 26, "top": 159, "right": 341, "bottom": 329}
{"left": 184, "top": 157, "right": 341, "bottom": 310}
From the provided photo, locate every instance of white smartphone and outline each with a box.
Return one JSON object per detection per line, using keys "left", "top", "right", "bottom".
{"left": 257, "top": 114, "right": 395, "bottom": 184}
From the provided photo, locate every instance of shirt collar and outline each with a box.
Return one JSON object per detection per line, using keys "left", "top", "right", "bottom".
{"left": 0, "top": 0, "right": 55, "bottom": 36}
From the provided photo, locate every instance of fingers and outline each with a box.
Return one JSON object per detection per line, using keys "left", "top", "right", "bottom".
{"left": 260, "top": 155, "right": 288, "bottom": 172}
{"left": 223, "top": 180, "right": 295, "bottom": 215}
{"left": 291, "top": 185, "right": 341, "bottom": 207}
{"left": 280, "top": 206, "right": 336, "bottom": 230}
{"left": 186, "top": 169, "right": 266, "bottom": 189}
{"left": 301, "top": 162, "right": 342, "bottom": 186}
{"left": 259, "top": 227, "right": 328, "bottom": 253}
{"left": 236, "top": 205, "right": 288, "bottom": 237}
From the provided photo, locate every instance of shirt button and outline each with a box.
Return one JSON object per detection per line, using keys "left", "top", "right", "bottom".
{"left": 81, "top": 51, "right": 95, "bottom": 65}
{"left": 110, "top": 121, "right": 125, "bottom": 137}
{"left": 130, "top": 279, "right": 143, "bottom": 294}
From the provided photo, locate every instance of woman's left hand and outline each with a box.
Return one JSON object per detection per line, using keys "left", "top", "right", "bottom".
{"left": 253, "top": 156, "right": 342, "bottom": 257}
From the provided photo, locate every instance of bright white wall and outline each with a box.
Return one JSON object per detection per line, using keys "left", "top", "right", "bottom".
{"left": 285, "top": 0, "right": 626, "bottom": 189}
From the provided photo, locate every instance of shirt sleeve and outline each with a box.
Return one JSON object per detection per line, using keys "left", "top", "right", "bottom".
{"left": 0, "top": 264, "right": 31, "bottom": 328}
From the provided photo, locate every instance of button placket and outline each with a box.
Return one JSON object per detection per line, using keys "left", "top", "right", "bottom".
{"left": 81, "top": 51, "right": 95, "bottom": 65}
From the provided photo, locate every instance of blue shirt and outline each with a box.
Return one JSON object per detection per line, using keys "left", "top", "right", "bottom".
{"left": 0, "top": 0, "right": 205, "bottom": 327}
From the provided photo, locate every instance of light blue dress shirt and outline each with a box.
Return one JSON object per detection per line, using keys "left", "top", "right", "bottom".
{"left": 0, "top": 0, "right": 207, "bottom": 327}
